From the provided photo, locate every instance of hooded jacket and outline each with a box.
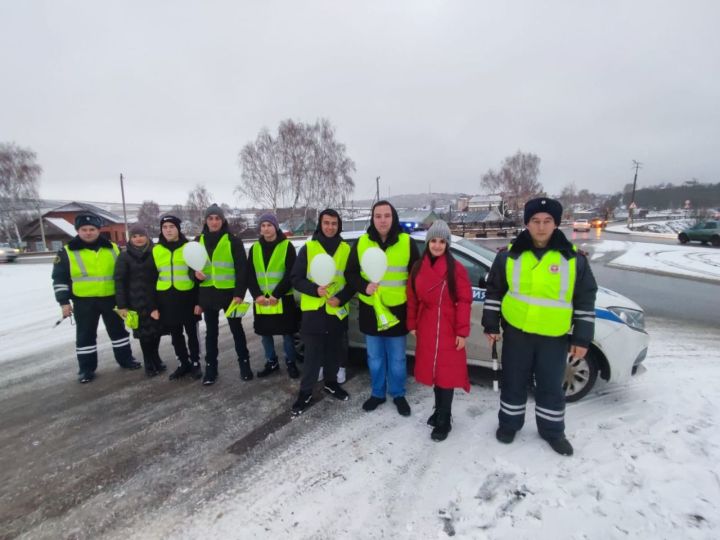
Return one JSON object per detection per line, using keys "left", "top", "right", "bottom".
{"left": 345, "top": 201, "right": 420, "bottom": 336}
{"left": 195, "top": 219, "right": 248, "bottom": 311}
{"left": 481, "top": 228, "right": 597, "bottom": 347}
{"left": 291, "top": 209, "right": 355, "bottom": 334}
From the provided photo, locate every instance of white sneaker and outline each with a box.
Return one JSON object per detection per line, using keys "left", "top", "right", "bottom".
{"left": 337, "top": 367, "right": 347, "bottom": 384}
{"left": 317, "top": 367, "right": 324, "bottom": 381}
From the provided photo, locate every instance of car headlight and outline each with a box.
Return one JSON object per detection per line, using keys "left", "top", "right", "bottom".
{"left": 607, "top": 307, "right": 645, "bottom": 332}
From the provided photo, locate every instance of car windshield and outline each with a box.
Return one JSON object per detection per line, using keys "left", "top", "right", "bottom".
{"left": 455, "top": 238, "right": 498, "bottom": 261}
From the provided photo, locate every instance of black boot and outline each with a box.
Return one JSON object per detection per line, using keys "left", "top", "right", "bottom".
{"left": 291, "top": 391, "right": 313, "bottom": 416}
{"left": 140, "top": 340, "right": 159, "bottom": 376}
{"left": 239, "top": 358, "right": 254, "bottom": 381}
{"left": 286, "top": 361, "right": 300, "bottom": 379}
{"left": 152, "top": 354, "right": 167, "bottom": 373}
{"left": 169, "top": 357, "right": 192, "bottom": 380}
{"left": 431, "top": 388, "right": 454, "bottom": 442}
{"left": 203, "top": 363, "right": 218, "bottom": 386}
{"left": 189, "top": 360, "right": 203, "bottom": 380}
{"left": 257, "top": 360, "right": 280, "bottom": 378}
{"left": 427, "top": 386, "right": 441, "bottom": 427}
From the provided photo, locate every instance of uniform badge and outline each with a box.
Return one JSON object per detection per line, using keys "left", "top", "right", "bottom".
{"left": 549, "top": 264, "right": 559, "bottom": 273}
{"left": 53, "top": 255, "right": 61, "bottom": 264}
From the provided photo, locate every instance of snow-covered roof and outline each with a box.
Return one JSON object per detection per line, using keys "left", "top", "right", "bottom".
{"left": 47, "top": 202, "right": 123, "bottom": 224}
{"left": 45, "top": 217, "right": 78, "bottom": 237}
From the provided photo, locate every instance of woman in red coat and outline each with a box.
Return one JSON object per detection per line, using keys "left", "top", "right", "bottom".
{"left": 407, "top": 220, "right": 472, "bottom": 441}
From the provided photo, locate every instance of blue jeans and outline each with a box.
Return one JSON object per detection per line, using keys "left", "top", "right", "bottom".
{"left": 365, "top": 335, "right": 407, "bottom": 398}
{"left": 261, "top": 334, "right": 296, "bottom": 365}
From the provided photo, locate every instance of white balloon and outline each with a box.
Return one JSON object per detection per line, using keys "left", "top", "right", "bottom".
{"left": 183, "top": 241, "right": 209, "bottom": 271}
{"left": 361, "top": 247, "right": 387, "bottom": 282}
{"left": 309, "top": 254, "right": 336, "bottom": 286}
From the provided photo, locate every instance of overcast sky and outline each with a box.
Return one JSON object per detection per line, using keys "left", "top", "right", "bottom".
{"left": 1, "top": 0, "right": 718, "bottom": 206}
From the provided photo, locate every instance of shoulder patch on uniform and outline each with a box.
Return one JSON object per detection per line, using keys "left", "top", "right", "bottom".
{"left": 53, "top": 255, "right": 61, "bottom": 264}
{"left": 497, "top": 246, "right": 508, "bottom": 253}
{"left": 578, "top": 249, "right": 589, "bottom": 257}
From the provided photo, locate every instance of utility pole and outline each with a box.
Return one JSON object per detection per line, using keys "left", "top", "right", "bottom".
{"left": 375, "top": 176, "right": 380, "bottom": 204}
{"left": 120, "top": 173, "right": 129, "bottom": 243}
{"left": 36, "top": 201, "right": 47, "bottom": 251}
{"left": 627, "top": 160, "right": 642, "bottom": 228}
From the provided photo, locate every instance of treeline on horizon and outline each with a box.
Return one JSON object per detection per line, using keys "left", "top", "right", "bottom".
{"left": 617, "top": 181, "right": 720, "bottom": 210}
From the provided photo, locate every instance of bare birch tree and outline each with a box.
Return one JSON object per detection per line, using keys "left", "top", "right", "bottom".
{"left": 185, "top": 184, "right": 213, "bottom": 231}
{"left": 481, "top": 151, "right": 544, "bottom": 219}
{"left": 237, "top": 119, "right": 355, "bottom": 222}
{"left": 236, "top": 129, "right": 286, "bottom": 212}
{"left": 0, "top": 143, "right": 42, "bottom": 243}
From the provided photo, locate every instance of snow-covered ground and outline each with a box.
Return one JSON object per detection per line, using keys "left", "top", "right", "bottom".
{"left": 3, "top": 263, "right": 720, "bottom": 539}
{"left": 582, "top": 240, "right": 720, "bottom": 282}
{"left": 152, "top": 316, "right": 717, "bottom": 540}
{"left": 605, "top": 219, "right": 693, "bottom": 239}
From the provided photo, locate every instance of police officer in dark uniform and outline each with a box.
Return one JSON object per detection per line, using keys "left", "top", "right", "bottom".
{"left": 482, "top": 198, "right": 597, "bottom": 456}
{"left": 52, "top": 212, "right": 140, "bottom": 383}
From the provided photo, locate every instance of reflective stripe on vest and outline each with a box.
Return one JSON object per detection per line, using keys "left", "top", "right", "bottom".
{"left": 153, "top": 244, "right": 194, "bottom": 291}
{"left": 253, "top": 239, "right": 291, "bottom": 315}
{"left": 357, "top": 233, "right": 410, "bottom": 307}
{"left": 65, "top": 243, "right": 119, "bottom": 297}
{"left": 300, "top": 240, "right": 350, "bottom": 320}
{"left": 198, "top": 234, "right": 236, "bottom": 289}
{"left": 500, "top": 245, "right": 577, "bottom": 336}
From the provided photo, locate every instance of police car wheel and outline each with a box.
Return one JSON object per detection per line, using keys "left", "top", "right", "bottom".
{"left": 563, "top": 351, "right": 599, "bottom": 402}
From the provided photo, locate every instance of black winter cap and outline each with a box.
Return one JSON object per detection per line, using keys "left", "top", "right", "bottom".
{"left": 160, "top": 214, "right": 182, "bottom": 229}
{"left": 524, "top": 198, "right": 563, "bottom": 226}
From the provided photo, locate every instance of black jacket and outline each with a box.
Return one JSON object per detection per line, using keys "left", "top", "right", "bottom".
{"left": 291, "top": 210, "right": 355, "bottom": 335}
{"left": 481, "top": 229, "right": 598, "bottom": 347}
{"left": 195, "top": 222, "right": 248, "bottom": 311}
{"left": 52, "top": 235, "right": 116, "bottom": 305}
{"left": 344, "top": 202, "right": 420, "bottom": 336}
{"left": 114, "top": 240, "right": 163, "bottom": 340}
{"left": 247, "top": 236, "right": 300, "bottom": 336}
{"left": 155, "top": 234, "right": 200, "bottom": 327}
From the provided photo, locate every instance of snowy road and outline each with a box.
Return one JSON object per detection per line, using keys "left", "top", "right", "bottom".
{"left": 1, "top": 264, "right": 719, "bottom": 539}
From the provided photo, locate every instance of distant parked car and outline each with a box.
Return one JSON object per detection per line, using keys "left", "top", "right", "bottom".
{"left": 678, "top": 221, "right": 720, "bottom": 247}
{"left": 591, "top": 217, "right": 607, "bottom": 228}
{"left": 0, "top": 243, "right": 20, "bottom": 263}
{"left": 572, "top": 218, "right": 591, "bottom": 232}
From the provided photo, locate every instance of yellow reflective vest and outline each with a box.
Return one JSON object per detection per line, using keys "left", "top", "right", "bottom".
{"left": 357, "top": 233, "right": 410, "bottom": 307}
{"left": 500, "top": 245, "right": 577, "bottom": 336}
{"left": 153, "top": 244, "right": 194, "bottom": 291}
{"left": 198, "top": 234, "right": 235, "bottom": 289}
{"left": 300, "top": 240, "right": 350, "bottom": 320}
{"left": 252, "top": 239, "right": 291, "bottom": 315}
{"left": 65, "top": 243, "right": 119, "bottom": 297}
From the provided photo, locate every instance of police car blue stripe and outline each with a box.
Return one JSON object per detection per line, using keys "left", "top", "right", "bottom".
{"left": 595, "top": 308, "right": 623, "bottom": 324}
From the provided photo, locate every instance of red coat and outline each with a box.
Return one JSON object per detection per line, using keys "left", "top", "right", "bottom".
{"left": 406, "top": 254, "right": 472, "bottom": 392}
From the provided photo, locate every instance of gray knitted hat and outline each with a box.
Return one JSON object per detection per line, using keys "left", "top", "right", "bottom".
{"left": 425, "top": 219, "right": 452, "bottom": 246}
{"left": 204, "top": 203, "right": 225, "bottom": 220}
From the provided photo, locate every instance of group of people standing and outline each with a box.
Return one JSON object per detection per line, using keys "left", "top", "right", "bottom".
{"left": 52, "top": 196, "right": 596, "bottom": 455}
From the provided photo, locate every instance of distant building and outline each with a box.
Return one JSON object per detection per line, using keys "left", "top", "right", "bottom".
{"left": 22, "top": 202, "right": 127, "bottom": 251}
{"left": 467, "top": 194, "right": 503, "bottom": 212}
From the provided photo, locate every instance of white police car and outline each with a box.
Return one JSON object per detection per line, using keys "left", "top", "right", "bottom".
{"left": 340, "top": 231, "right": 649, "bottom": 402}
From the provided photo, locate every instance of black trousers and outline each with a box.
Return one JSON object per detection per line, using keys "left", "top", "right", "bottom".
{"left": 299, "top": 332, "right": 343, "bottom": 394}
{"left": 498, "top": 324, "right": 568, "bottom": 440}
{"left": 139, "top": 336, "right": 161, "bottom": 365}
{"left": 73, "top": 296, "right": 133, "bottom": 374}
{"left": 203, "top": 307, "right": 249, "bottom": 366}
{"left": 168, "top": 319, "right": 200, "bottom": 363}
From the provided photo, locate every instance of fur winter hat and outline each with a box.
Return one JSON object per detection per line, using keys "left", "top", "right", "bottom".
{"left": 74, "top": 212, "right": 103, "bottom": 230}
{"left": 523, "top": 197, "right": 563, "bottom": 226}
{"left": 425, "top": 219, "right": 452, "bottom": 247}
